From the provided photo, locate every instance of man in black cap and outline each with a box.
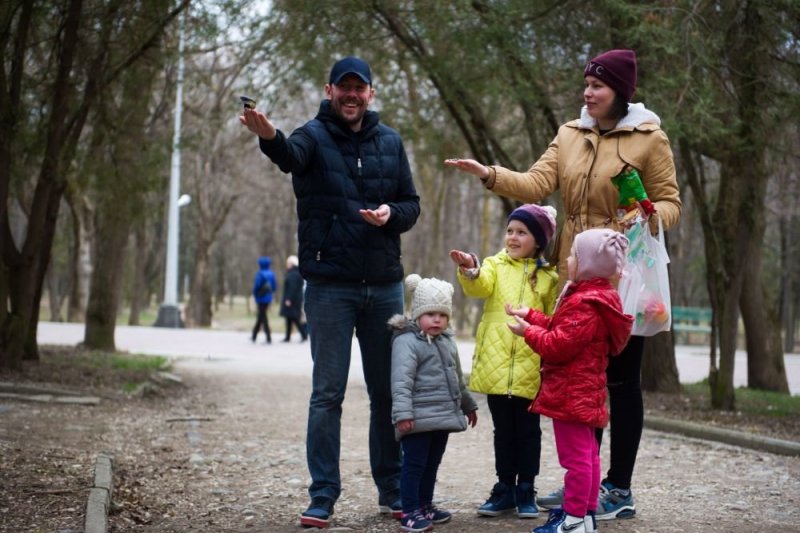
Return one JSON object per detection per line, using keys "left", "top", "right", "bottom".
{"left": 240, "top": 56, "right": 420, "bottom": 528}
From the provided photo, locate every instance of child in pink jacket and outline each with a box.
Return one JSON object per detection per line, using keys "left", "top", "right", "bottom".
{"left": 507, "top": 229, "right": 634, "bottom": 533}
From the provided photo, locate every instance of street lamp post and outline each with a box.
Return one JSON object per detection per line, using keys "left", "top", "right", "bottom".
{"left": 155, "top": 14, "right": 186, "bottom": 328}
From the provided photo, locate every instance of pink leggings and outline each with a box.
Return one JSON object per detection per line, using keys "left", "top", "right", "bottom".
{"left": 553, "top": 419, "right": 600, "bottom": 517}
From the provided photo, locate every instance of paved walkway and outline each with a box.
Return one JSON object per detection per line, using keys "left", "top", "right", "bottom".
{"left": 37, "top": 322, "right": 800, "bottom": 394}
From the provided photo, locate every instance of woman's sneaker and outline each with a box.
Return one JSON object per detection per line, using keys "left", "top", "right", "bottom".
{"left": 596, "top": 481, "right": 635, "bottom": 520}
{"left": 400, "top": 509, "right": 433, "bottom": 532}
{"left": 477, "top": 482, "right": 516, "bottom": 516}
{"left": 536, "top": 486, "right": 564, "bottom": 510}
{"left": 424, "top": 504, "right": 452, "bottom": 524}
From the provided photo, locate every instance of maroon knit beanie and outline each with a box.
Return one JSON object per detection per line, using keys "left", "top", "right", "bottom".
{"left": 507, "top": 204, "right": 557, "bottom": 251}
{"left": 584, "top": 49, "right": 637, "bottom": 102}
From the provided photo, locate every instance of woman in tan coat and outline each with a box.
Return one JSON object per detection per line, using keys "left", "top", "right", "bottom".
{"left": 446, "top": 49, "right": 681, "bottom": 526}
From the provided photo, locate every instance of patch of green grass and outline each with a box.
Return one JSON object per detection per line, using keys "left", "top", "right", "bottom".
{"left": 683, "top": 379, "right": 800, "bottom": 417}
{"left": 76, "top": 350, "right": 170, "bottom": 372}
{"left": 109, "top": 353, "right": 169, "bottom": 371}
{"left": 122, "top": 381, "right": 142, "bottom": 393}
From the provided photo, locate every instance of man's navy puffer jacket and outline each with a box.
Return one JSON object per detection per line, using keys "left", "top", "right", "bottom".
{"left": 260, "top": 100, "right": 420, "bottom": 284}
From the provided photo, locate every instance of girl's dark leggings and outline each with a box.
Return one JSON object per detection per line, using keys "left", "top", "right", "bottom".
{"left": 595, "top": 335, "right": 644, "bottom": 491}
{"left": 487, "top": 394, "right": 542, "bottom": 486}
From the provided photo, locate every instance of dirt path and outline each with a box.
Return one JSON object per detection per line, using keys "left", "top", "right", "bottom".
{"left": 114, "top": 365, "right": 800, "bottom": 532}
{"left": 2, "top": 357, "right": 799, "bottom": 532}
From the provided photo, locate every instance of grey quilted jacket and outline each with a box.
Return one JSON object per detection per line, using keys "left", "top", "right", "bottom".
{"left": 389, "top": 315, "right": 478, "bottom": 441}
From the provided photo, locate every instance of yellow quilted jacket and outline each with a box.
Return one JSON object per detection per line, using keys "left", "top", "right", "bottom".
{"left": 457, "top": 249, "right": 559, "bottom": 399}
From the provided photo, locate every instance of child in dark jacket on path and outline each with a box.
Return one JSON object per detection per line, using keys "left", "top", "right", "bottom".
{"left": 389, "top": 274, "right": 479, "bottom": 532}
{"left": 507, "top": 229, "right": 634, "bottom": 533}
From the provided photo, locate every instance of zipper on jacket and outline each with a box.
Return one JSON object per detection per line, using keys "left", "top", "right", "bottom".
{"left": 357, "top": 157, "right": 362, "bottom": 177}
{"left": 507, "top": 258, "right": 531, "bottom": 396}
{"left": 316, "top": 214, "right": 338, "bottom": 261}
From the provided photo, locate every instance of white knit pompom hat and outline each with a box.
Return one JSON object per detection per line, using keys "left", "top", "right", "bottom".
{"left": 405, "top": 273, "right": 454, "bottom": 320}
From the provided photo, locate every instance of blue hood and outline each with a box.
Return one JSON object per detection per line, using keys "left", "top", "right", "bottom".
{"left": 258, "top": 256, "right": 271, "bottom": 269}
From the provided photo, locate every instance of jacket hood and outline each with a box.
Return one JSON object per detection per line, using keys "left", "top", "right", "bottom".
{"left": 578, "top": 102, "right": 661, "bottom": 130}
{"left": 569, "top": 279, "right": 633, "bottom": 355}
{"left": 258, "top": 256, "right": 271, "bottom": 269}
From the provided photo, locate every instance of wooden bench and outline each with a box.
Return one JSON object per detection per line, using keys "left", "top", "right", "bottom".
{"left": 672, "top": 306, "right": 712, "bottom": 345}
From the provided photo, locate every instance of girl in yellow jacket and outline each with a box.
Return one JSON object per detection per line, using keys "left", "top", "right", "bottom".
{"left": 449, "top": 203, "right": 559, "bottom": 520}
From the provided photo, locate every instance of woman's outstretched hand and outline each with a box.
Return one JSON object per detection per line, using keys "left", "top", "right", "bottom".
{"left": 444, "top": 158, "right": 490, "bottom": 179}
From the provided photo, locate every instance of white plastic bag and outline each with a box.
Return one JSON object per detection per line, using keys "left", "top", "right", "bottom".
{"left": 618, "top": 217, "right": 672, "bottom": 336}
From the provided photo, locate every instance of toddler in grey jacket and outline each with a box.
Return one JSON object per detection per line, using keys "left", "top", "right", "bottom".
{"left": 389, "top": 273, "right": 478, "bottom": 532}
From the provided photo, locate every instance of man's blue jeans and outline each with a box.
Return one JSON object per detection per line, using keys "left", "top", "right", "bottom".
{"left": 304, "top": 279, "right": 403, "bottom": 503}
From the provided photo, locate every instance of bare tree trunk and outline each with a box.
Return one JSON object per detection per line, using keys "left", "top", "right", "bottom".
{"left": 84, "top": 206, "right": 131, "bottom": 350}
{"left": 188, "top": 239, "right": 214, "bottom": 327}
{"left": 46, "top": 267, "right": 64, "bottom": 323}
{"left": 781, "top": 213, "right": 798, "bottom": 353}
{"left": 740, "top": 251, "right": 789, "bottom": 392}
{"left": 64, "top": 188, "right": 94, "bottom": 322}
{"left": 642, "top": 332, "right": 681, "bottom": 393}
{"left": 0, "top": 0, "right": 80, "bottom": 369}
{"left": 128, "top": 225, "right": 148, "bottom": 326}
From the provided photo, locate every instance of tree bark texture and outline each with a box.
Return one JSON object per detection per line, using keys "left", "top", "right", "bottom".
{"left": 642, "top": 332, "right": 681, "bottom": 393}
{"left": 65, "top": 187, "right": 94, "bottom": 323}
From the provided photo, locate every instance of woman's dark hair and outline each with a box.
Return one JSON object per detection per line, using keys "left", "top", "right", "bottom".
{"left": 608, "top": 93, "right": 630, "bottom": 121}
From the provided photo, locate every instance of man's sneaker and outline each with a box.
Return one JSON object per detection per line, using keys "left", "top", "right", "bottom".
{"left": 596, "top": 480, "right": 635, "bottom": 520}
{"left": 536, "top": 486, "right": 564, "bottom": 510}
{"left": 299, "top": 497, "right": 334, "bottom": 529}
{"left": 477, "top": 482, "right": 516, "bottom": 516}
{"left": 424, "top": 504, "right": 452, "bottom": 524}
{"left": 399, "top": 509, "right": 433, "bottom": 532}
{"left": 533, "top": 508, "right": 586, "bottom": 533}
{"left": 584, "top": 510, "right": 598, "bottom": 532}
{"left": 516, "top": 482, "right": 539, "bottom": 518}
{"left": 378, "top": 493, "right": 402, "bottom": 519}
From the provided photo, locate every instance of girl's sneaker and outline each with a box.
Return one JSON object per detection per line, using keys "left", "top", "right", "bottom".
{"left": 516, "top": 482, "right": 539, "bottom": 518}
{"left": 400, "top": 510, "right": 433, "bottom": 532}
{"left": 532, "top": 509, "right": 586, "bottom": 533}
{"left": 584, "top": 510, "right": 598, "bottom": 532}
{"left": 477, "top": 482, "right": 516, "bottom": 516}
{"left": 424, "top": 504, "right": 452, "bottom": 524}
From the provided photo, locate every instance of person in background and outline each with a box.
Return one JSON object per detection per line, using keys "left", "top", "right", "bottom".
{"left": 389, "top": 274, "right": 478, "bottom": 532}
{"left": 280, "top": 255, "right": 307, "bottom": 342}
{"left": 251, "top": 256, "right": 277, "bottom": 344}
{"left": 240, "top": 55, "right": 420, "bottom": 528}
{"left": 445, "top": 48, "right": 681, "bottom": 520}
{"left": 507, "top": 228, "right": 634, "bottom": 533}
{"left": 449, "top": 203, "right": 559, "bottom": 520}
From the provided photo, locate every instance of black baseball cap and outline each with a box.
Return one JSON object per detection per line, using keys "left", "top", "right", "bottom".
{"left": 329, "top": 56, "right": 372, "bottom": 85}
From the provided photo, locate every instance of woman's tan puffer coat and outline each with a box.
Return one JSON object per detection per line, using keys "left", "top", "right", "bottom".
{"left": 484, "top": 103, "right": 682, "bottom": 286}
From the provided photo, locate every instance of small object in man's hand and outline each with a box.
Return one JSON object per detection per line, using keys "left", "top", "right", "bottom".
{"left": 240, "top": 96, "right": 257, "bottom": 109}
